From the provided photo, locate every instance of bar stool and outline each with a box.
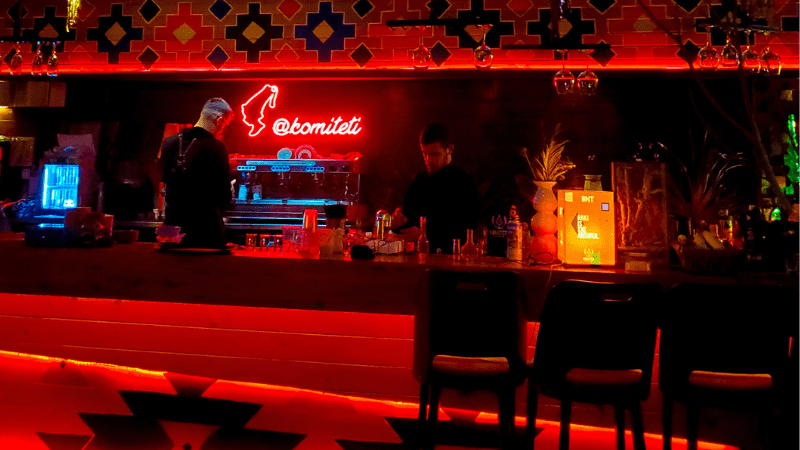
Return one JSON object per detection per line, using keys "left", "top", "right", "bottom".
{"left": 527, "top": 280, "right": 661, "bottom": 450}
{"left": 659, "top": 283, "right": 795, "bottom": 450}
{"left": 413, "top": 269, "right": 528, "bottom": 450}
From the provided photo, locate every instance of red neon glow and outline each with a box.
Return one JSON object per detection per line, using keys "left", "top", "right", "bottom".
{"left": 241, "top": 83, "right": 279, "bottom": 137}
{"left": 241, "top": 83, "right": 363, "bottom": 138}
{"left": 272, "top": 116, "right": 362, "bottom": 136}
{"left": 474, "top": 413, "right": 731, "bottom": 449}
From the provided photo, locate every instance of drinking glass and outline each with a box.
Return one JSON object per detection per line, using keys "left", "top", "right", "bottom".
{"left": 760, "top": 47, "right": 781, "bottom": 76}
{"left": 576, "top": 68, "right": 599, "bottom": 95}
{"left": 47, "top": 43, "right": 59, "bottom": 77}
{"left": 9, "top": 44, "right": 23, "bottom": 76}
{"left": 741, "top": 31, "right": 760, "bottom": 73}
{"left": 741, "top": 46, "right": 760, "bottom": 73}
{"left": 412, "top": 44, "right": 431, "bottom": 70}
{"left": 473, "top": 41, "right": 493, "bottom": 70}
{"left": 553, "top": 67, "right": 574, "bottom": 94}
{"left": 697, "top": 43, "right": 719, "bottom": 70}
{"left": 472, "top": 25, "right": 493, "bottom": 70}
{"left": 31, "top": 42, "right": 45, "bottom": 76}
{"left": 719, "top": 37, "right": 739, "bottom": 69}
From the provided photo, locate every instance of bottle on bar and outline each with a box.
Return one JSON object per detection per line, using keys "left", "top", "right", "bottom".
{"left": 477, "top": 225, "right": 488, "bottom": 256}
{"left": 417, "top": 216, "right": 430, "bottom": 254}
{"left": 507, "top": 205, "right": 523, "bottom": 261}
{"left": 486, "top": 212, "right": 508, "bottom": 257}
{"left": 461, "top": 229, "right": 480, "bottom": 260}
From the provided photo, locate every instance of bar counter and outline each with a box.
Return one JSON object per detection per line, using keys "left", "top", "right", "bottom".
{"left": 0, "top": 236, "right": 787, "bottom": 320}
{"left": 0, "top": 234, "right": 795, "bottom": 434}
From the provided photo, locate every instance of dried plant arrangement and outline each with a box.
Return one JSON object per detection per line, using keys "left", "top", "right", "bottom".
{"left": 522, "top": 124, "right": 576, "bottom": 182}
{"left": 660, "top": 135, "right": 747, "bottom": 225}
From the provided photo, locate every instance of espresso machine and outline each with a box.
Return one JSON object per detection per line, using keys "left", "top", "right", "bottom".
{"left": 226, "top": 149, "right": 362, "bottom": 234}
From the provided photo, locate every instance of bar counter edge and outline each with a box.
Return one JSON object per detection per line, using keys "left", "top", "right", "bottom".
{"left": 1, "top": 238, "right": 794, "bottom": 321}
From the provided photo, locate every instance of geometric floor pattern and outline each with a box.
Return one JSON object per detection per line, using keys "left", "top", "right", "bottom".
{"left": 0, "top": 350, "right": 738, "bottom": 450}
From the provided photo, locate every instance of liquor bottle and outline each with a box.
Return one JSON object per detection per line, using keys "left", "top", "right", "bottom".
{"left": 452, "top": 239, "right": 461, "bottom": 260}
{"left": 507, "top": 206, "right": 523, "bottom": 261}
{"left": 96, "top": 182, "right": 104, "bottom": 213}
{"left": 718, "top": 209, "right": 732, "bottom": 241}
{"left": 477, "top": 225, "right": 488, "bottom": 256}
{"left": 740, "top": 205, "right": 760, "bottom": 252}
{"left": 461, "top": 229, "right": 480, "bottom": 260}
{"left": 486, "top": 212, "right": 508, "bottom": 257}
{"left": 417, "top": 216, "right": 430, "bottom": 254}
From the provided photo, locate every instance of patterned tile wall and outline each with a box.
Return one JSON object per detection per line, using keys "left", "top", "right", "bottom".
{"left": 0, "top": 0, "right": 797, "bottom": 73}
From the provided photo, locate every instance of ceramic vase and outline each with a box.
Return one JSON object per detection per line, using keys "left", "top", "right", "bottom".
{"left": 530, "top": 181, "right": 558, "bottom": 258}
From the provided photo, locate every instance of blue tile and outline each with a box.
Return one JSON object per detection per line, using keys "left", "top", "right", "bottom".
{"left": 139, "top": 0, "right": 161, "bottom": 23}
{"left": 430, "top": 41, "right": 451, "bottom": 66}
{"left": 210, "top": 0, "right": 232, "bottom": 21}
{"left": 207, "top": 45, "right": 229, "bottom": 69}
{"left": 294, "top": 2, "right": 356, "bottom": 63}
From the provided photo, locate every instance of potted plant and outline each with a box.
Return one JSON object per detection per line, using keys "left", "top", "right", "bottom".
{"left": 662, "top": 136, "right": 749, "bottom": 273}
{"left": 522, "top": 125, "right": 576, "bottom": 260}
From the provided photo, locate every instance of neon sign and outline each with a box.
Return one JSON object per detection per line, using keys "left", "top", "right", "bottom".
{"left": 241, "top": 83, "right": 363, "bottom": 138}
{"left": 272, "top": 117, "right": 361, "bottom": 136}
{"left": 241, "top": 84, "right": 278, "bottom": 137}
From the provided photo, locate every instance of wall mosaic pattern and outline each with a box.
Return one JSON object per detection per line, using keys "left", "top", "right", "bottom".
{"left": 0, "top": 0, "right": 797, "bottom": 73}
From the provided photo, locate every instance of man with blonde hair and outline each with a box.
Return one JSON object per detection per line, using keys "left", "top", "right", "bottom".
{"left": 160, "top": 97, "right": 234, "bottom": 249}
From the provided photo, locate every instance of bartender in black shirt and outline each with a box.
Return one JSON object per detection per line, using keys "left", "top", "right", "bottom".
{"left": 160, "top": 98, "right": 234, "bottom": 249}
{"left": 392, "top": 123, "right": 479, "bottom": 254}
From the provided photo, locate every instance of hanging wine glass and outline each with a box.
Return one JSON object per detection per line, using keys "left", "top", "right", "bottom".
{"left": 697, "top": 43, "right": 719, "bottom": 70}
{"left": 412, "top": 44, "right": 431, "bottom": 70}
{"left": 473, "top": 41, "right": 493, "bottom": 70}
{"left": 719, "top": 37, "right": 739, "bottom": 69}
{"left": 411, "top": 28, "right": 431, "bottom": 71}
{"left": 553, "top": 53, "right": 574, "bottom": 94}
{"left": 9, "top": 43, "right": 23, "bottom": 76}
{"left": 740, "top": 31, "right": 760, "bottom": 73}
{"left": 47, "top": 42, "right": 59, "bottom": 77}
{"left": 760, "top": 47, "right": 781, "bottom": 76}
{"left": 472, "top": 25, "right": 493, "bottom": 70}
{"left": 31, "top": 42, "right": 45, "bottom": 76}
{"left": 576, "top": 66, "right": 598, "bottom": 95}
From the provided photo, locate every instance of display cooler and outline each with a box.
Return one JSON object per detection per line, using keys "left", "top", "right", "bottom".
{"left": 39, "top": 164, "right": 80, "bottom": 217}
{"left": 226, "top": 148, "right": 362, "bottom": 232}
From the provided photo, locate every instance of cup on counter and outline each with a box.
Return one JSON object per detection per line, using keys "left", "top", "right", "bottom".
{"left": 155, "top": 224, "right": 183, "bottom": 244}
{"left": 319, "top": 228, "right": 333, "bottom": 256}
{"left": 64, "top": 207, "right": 91, "bottom": 228}
{"left": 282, "top": 226, "right": 302, "bottom": 252}
{"left": 245, "top": 233, "right": 258, "bottom": 249}
{"left": 302, "top": 209, "right": 318, "bottom": 233}
{"left": 156, "top": 224, "right": 180, "bottom": 237}
{"left": 260, "top": 234, "right": 272, "bottom": 251}
{"left": 102, "top": 214, "right": 114, "bottom": 236}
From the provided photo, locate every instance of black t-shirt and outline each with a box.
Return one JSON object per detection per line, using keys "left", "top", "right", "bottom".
{"left": 160, "top": 127, "right": 232, "bottom": 249}
{"left": 399, "top": 164, "right": 479, "bottom": 254}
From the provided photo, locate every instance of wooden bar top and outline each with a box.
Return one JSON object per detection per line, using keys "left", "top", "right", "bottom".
{"left": 0, "top": 235, "right": 793, "bottom": 321}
